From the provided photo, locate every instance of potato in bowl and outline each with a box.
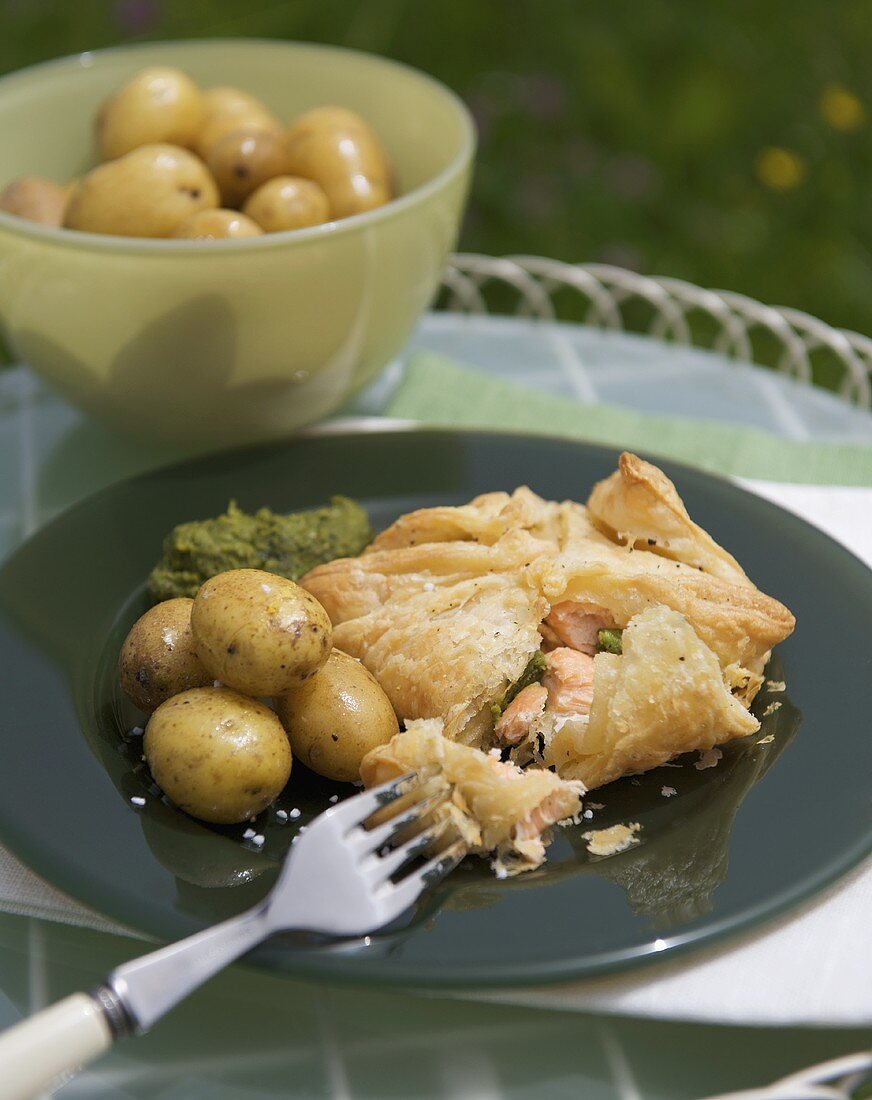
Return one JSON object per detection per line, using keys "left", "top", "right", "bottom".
{"left": 0, "top": 39, "right": 474, "bottom": 444}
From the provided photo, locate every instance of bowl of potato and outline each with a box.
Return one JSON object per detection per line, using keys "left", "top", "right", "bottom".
{"left": 0, "top": 39, "right": 474, "bottom": 443}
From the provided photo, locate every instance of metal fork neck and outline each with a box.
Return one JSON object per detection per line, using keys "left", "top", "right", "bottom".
{"left": 90, "top": 984, "right": 137, "bottom": 1040}
{"left": 105, "top": 903, "right": 271, "bottom": 1035}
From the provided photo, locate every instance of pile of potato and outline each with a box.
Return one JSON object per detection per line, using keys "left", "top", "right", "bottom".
{"left": 0, "top": 67, "right": 394, "bottom": 239}
{"left": 118, "top": 568, "right": 398, "bottom": 824}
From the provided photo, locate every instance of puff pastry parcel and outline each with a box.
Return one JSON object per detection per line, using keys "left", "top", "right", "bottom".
{"left": 304, "top": 452, "right": 795, "bottom": 871}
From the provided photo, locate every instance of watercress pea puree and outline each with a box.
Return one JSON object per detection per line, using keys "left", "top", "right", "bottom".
{"left": 148, "top": 496, "right": 372, "bottom": 602}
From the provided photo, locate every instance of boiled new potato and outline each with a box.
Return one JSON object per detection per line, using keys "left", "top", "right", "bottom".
{"left": 195, "top": 112, "right": 281, "bottom": 161}
{"left": 275, "top": 649, "right": 399, "bottom": 782}
{"left": 144, "top": 687, "right": 292, "bottom": 824}
{"left": 0, "top": 175, "right": 69, "bottom": 226}
{"left": 173, "top": 208, "right": 263, "bottom": 239}
{"left": 284, "top": 105, "right": 392, "bottom": 219}
{"left": 202, "top": 86, "right": 274, "bottom": 122}
{"left": 64, "top": 144, "right": 219, "bottom": 237}
{"left": 117, "top": 597, "right": 212, "bottom": 712}
{"left": 242, "top": 175, "right": 330, "bottom": 232}
{"left": 194, "top": 87, "right": 280, "bottom": 161}
{"left": 206, "top": 127, "right": 290, "bottom": 207}
{"left": 191, "top": 568, "right": 331, "bottom": 695}
{"left": 96, "top": 67, "right": 204, "bottom": 160}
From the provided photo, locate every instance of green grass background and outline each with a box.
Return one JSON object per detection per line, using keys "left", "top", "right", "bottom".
{"left": 3, "top": 0, "right": 872, "bottom": 341}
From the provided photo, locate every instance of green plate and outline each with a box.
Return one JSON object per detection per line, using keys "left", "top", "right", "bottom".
{"left": 0, "top": 429, "right": 868, "bottom": 988}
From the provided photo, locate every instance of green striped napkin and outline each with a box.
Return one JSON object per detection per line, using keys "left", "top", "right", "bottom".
{"left": 386, "top": 352, "right": 872, "bottom": 486}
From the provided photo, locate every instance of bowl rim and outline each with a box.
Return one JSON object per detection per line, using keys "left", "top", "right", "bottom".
{"left": 0, "top": 37, "right": 476, "bottom": 253}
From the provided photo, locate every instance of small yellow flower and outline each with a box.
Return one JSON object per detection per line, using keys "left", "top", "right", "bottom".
{"left": 819, "top": 84, "right": 865, "bottom": 131}
{"left": 755, "top": 147, "right": 806, "bottom": 191}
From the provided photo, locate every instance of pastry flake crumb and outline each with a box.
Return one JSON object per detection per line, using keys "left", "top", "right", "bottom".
{"left": 694, "top": 747, "right": 723, "bottom": 770}
{"left": 762, "top": 701, "right": 782, "bottom": 717}
{"left": 660, "top": 786, "right": 677, "bottom": 798}
{"left": 757, "top": 734, "right": 775, "bottom": 745}
{"left": 765, "top": 679, "right": 786, "bottom": 692}
{"left": 587, "top": 802, "right": 605, "bottom": 810}
{"left": 582, "top": 822, "right": 641, "bottom": 857}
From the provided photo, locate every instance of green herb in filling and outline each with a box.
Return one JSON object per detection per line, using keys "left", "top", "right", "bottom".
{"left": 491, "top": 650, "right": 548, "bottom": 721}
{"left": 596, "top": 628, "right": 623, "bottom": 655}
{"left": 148, "top": 496, "right": 372, "bottom": 602}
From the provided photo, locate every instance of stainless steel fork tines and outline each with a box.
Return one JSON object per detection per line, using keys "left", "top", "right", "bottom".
{"left": 285, "top": 772, "right": 466, "bottom": 933}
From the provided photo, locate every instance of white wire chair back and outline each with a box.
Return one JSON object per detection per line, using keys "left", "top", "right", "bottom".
{"left": 442, "top": 254, "right": 872, "bottom": 410}
{"left": 701, "top": 1052, "right": 872, "bottom": 1100}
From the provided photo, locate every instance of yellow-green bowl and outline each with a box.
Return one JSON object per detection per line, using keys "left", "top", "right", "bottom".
{"left": 0, "top": 39, "right": 474, "bottom": 443}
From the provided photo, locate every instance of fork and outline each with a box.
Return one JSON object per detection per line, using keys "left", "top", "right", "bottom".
{"left": 0, "top": 773, "right": 465, "bottom": 1100}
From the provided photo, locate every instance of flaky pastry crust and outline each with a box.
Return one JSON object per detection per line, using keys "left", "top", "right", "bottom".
{"left": 304, "top": 453, "right": 794, "bottom": 782}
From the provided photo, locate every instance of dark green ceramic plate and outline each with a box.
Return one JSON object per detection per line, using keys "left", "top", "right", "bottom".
{"left": 0, "top": 429, "right": 869, "bottom": 988}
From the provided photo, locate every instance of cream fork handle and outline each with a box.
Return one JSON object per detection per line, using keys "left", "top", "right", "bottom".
{"left": 0, "top": 992, "right": 112, "bottom": 1100}
{"left": 0, "top": 905, "right": 271, "bottom": 1099}
{"left": 0, "top": 907, "right": 270, "bottom": 1099}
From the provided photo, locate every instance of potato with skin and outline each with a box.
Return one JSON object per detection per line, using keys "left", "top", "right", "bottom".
{"left": 145, "top": 687, "right": 292, "bottom": 824}
{"left": 206, "top": 127, "right": 290, "bottom": 207}
{"left": 192, "top": 568, "right": 331, "bottom": 696}
{"left": 96, "top": 67, "right": 205, "bottom": 160}
{"left": 275, "top": 649, "right": 399, "bottom": 782}
{"left": 117, "top": 597, "right": 212, "bottom": 712}
{"left": 64, "top": 144, "right": 219, "bottom": 237}
{"left": 242, "top": 175, "right": 330, "bottom": 232}
{"left": 284, "top": 105, "right": 393, "bottom": 219}
{"left": 173, "top": 208, "right": 263, "bottom": 239}
{"left": 194, "top": 112, "right": 281, "bottom": 161}
{"left": 0, "top": 175, "right": 69, "bottom": 226}
{"left": 201, "top": 86, "right": 275, "bottom": 123}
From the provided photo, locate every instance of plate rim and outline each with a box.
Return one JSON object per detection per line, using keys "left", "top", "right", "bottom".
{"left": 0, "top": 424, "right": 870, "bottom": 989}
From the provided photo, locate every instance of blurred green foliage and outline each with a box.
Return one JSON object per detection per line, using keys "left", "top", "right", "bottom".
{"left": 3, "top": 0, "right": 872, "bottom": 336}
